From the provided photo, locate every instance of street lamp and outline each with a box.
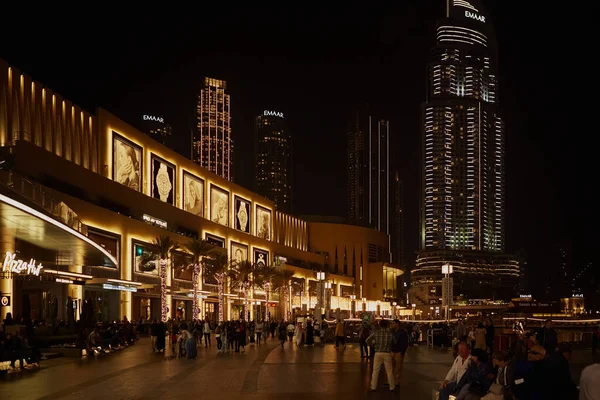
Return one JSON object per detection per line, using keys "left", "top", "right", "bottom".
{"left": 350, "top": 294, "right": 356, "bottom": 318}
{"left": 412, "top": 303, "right": 416, "bottom": 320}
{"left": 442, "top": 263, "right": 453, "bottom": 322}
{"left": 392, "top": 302, "right": 397, "bottom": 318}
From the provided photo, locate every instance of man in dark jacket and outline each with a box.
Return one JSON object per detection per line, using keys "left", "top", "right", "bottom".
{"left": 536, "top": 319, "right": 557, "bottom": 354}
{"left": 391, "top": 320, "right": 409, "bottom": 384}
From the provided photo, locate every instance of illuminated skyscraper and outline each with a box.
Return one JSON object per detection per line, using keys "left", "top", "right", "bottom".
{"left": 194, "top": 77, "right": 233, "bottom": 181}
{"left": 411, "top": 0, "right": 518, "bottom": 301}
{"left": 255, "top": 110, "right": 292, "bottom": 213}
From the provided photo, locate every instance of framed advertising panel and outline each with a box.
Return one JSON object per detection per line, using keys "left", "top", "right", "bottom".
{"left": 253, "top": 248, "right": 269, "bottom": 268}
{"left": 210, "top": 185, "right": 229, "bottom": 227}
{"left": 151, "top": 154, "right": 175, "bottom": 205}
{"left": 132, "top": 240, "right": 158, "bottom": 276}
{"left": 230, "top": 241, "right": 248, "bottom": 264}
{"left": 172, "top": 251, "right": 193, "bottom": 281}
{"left": 233, "top": 195, "right": 251, "bottom": 233}
{"left": 183, "top": 171, "right": 204, "bottom": 217}
{"left": 113, "top": 132, "right": 142, "bottom": 192}
{"left": 255, "top": 205, "right": 271, "bottom": 240}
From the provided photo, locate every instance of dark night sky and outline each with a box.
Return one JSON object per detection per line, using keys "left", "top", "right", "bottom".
{"left": 1, "top": 2, "right": 594, "bottom": 296}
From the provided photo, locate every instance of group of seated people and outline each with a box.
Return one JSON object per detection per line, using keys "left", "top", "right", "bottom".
{"left": 439, "top": 341, "right": 578, "bottom": 400}
{"left": 1, "top": 330, "right": 41, "bottom": 372}
{"left": 84, "top": 322, "right": 137, "bottom": 355}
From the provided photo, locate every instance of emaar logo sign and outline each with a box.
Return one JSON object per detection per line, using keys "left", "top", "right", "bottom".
{"left": 263, "top": 110, "right": 284, "bottom": 118}
{"left": 465, "top": 10, "right": 485, "bottom": 22}
{"left": 143, "top": 115, "right": 164, "bottom": 123}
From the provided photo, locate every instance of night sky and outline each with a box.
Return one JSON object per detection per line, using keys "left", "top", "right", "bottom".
{"left": 1, "top": 1, "right": 594, "bottom": 297}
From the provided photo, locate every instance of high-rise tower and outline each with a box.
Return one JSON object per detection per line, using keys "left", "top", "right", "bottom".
{"left": 254, "top": 110, "right": 292, "bottom": 213}
{"left": 411, "top": 0, "right": 519, "bottom": 302}
{"left": 347, "top": 112, "right": 390, "bottom": 236}
{"left": 194, "top": 78, "right": 233, "bottom": 181}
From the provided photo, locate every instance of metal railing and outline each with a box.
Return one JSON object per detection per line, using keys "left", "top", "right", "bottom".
{"left": 0, "top": 170, "right": 87, "bottom": 235}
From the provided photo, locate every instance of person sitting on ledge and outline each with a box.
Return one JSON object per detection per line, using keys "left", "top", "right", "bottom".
{"left": 439, "top": 341, "right": 472, "bottom": 400}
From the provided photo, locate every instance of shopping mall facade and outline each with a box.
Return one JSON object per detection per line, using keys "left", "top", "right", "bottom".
{"left": 0, "top": 59, "right": 404, "bottom": 323}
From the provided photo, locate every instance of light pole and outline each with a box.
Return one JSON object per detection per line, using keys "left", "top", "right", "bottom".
{"left": 350, "top": 294, "right": 356, "bottom": 318}
{"left": 392, "top": 302, "right": 397, "bottom": 318}
{"left": 412, "top": 303, "right": 416, "bottom": 320}
{"left": 442, "top": 263, "right": 453, "bottom": 322}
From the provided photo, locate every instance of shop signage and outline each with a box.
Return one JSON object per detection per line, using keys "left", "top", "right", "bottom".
{"left": 1, "top": 295, "right": 9, "bottom": 306}
{"left": 2, "top": 252, "right": 43, "bottom": 276}
{"left": 143, "top": 115, "right": 164, "bottom": 123}
{"left": 103, "top": 283, "right": 137, "bottom": 292}
{"left": 56, "top": 278, "right": 74, "bottom": 284}
{"left": 143, "top": 214, "right": 168, "bottom": 229}
{"left": 263, "top": 110, "right": 284, "bottom": 118}
{"left": 465, "top": 10, "right": 485, "bottom": 22}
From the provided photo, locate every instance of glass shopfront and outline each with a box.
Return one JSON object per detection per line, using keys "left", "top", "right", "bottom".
{"left": 83, "top": 286, "right": 120, "bottom": 322}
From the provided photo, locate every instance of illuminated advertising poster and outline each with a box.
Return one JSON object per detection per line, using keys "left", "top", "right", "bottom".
{"left": 255, "top": 206, "right": 271, "bottom": 240}
{"left": 210, "top": 185, "right": 229, "bottom": 227}
{"left": 231, "top": 242, "right": 248, "bottom": 264}
{"left": 254, "top": 248, "right": 268, "bottom": 268}
{"left": 151, "top": 154, "right": 175, "bottom": 205}
{"left": 205, "top": 234, "right": 225, "bottom": 248}
{"left": 172, "top": 251, "right": 193, "bottom": 281}
{"left": 183, "top": 172, "right": 204, "bottom": 217}
{"left": 133, "top": 241, "right": 158, "bottom": 276}
{"left": 203, "top": 234, "right": 224, "bottom": 286}
{"left": 113, "top": 132, "right": 142, "bottom": 192}
{"left": 234, "top": 195, "right": 251, "bottom": 233}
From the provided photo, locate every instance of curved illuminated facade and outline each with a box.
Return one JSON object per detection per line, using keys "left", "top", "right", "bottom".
{"left": 413, "top": 0, "right": 518, "bottom": 302}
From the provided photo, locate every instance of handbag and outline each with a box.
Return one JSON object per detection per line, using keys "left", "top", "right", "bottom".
{"left": 489, "top": 366, "right": 507, "bottom": 395}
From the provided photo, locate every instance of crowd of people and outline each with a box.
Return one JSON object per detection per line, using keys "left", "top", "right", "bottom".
{"left": 437, "top": 318, "right": 599, "bottom": 400}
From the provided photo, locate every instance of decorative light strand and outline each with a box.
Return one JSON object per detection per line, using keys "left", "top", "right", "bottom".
{"left": 160, "top": 259, "right": 168, "bottom": 322}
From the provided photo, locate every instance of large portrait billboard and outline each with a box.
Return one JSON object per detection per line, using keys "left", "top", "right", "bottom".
{"left": 255, "top": 206, "right": 271, "bottom": 240}
{"left": 231, "top": 242, "right": 248, "bottom": 264}
{"left": 183, "top": 172, "right": 204, "bottom": 217}
{"left": 113, "top": 133, "right": 142, "bottom": 192}
{"left": 210, "top": 185, "right": 229, "bottom": 227}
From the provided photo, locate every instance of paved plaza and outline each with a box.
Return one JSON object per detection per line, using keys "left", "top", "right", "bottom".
{"left": 0, "top": 337, "right": 593, "bottom": 399}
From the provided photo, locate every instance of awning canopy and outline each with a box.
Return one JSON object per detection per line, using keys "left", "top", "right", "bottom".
{"left": 0, "top": 191, "right": 118, "bottom": 268}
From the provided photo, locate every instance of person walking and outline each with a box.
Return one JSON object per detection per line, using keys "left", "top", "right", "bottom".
{"left": 255, "top": 320, "right": 264, "bottom": 344}
{"left": 203, "top": 320, "right": 211, "bottom": 347}
{"left": 278, "top": 322, "right": 287, "bottom": 348}
{"left": 366, "top": 320, "right": 396, "bottom": 392}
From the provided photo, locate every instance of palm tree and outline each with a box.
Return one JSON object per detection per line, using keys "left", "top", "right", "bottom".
{"left": 185, "top": 239, "right": 221, "bottom": 320}
{"left": 204, "top": 252, "right": 231, "bottom": 323}
{"left": 229, "top": 260, "right": 255, "bottom": 321}
{"left": 153, "top": 235, "right": 179, "bottom": 322}
{"left": 259, "top": 265, "right": 278, "bottom": 321}
{"left": 273, "top": 268, "right": 294, "bottom": 320}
